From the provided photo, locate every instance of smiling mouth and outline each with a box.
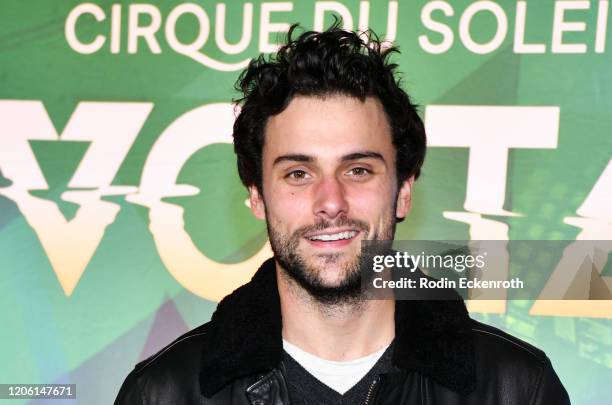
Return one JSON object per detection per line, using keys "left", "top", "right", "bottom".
{"left": 307, "top": 230, "right": 358, "bottom": 241}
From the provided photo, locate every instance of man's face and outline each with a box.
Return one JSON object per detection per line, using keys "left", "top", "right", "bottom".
{"left": 249, "top": 95, "right": 413, "bottom": 303}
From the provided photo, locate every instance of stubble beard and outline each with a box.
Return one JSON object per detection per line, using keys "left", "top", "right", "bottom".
{"left": 266, "top": 206, "right": 397, "bottom": 306}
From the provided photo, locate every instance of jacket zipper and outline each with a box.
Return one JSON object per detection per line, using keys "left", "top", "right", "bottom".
{"left": 363, "top": 376, "right": 380, "bottom": 405}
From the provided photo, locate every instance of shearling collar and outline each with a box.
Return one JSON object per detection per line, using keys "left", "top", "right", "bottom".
{"left": 199, "top": 257, "right": 476, "bottom": 397}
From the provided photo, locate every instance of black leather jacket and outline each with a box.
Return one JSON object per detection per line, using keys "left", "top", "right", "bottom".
{"left": 115, "top": 258, "right": 570, "bottom": 404}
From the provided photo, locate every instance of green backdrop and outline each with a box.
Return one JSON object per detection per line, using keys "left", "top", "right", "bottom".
{"left": 1, "top": 1, "right": 611, "bottom": 403}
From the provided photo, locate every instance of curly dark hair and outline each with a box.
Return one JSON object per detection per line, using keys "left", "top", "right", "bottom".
{"left": 232, "top": 22, "right": 426, "bottom": 193}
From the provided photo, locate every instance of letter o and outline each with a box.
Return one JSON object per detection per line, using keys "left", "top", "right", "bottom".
{"left": 127, "top": 103, "right": 272, "bottom": 302}
{"left": 459, "top": 1, "right": 507, "bottom": 54}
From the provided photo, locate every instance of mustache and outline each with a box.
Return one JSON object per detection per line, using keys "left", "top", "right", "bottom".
{"left": 293, "top": 217, "right": 369, "bottom": 238}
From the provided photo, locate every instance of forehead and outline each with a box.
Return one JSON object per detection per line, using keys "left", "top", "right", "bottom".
{"left": 262, "top": 95, "right": 393, "bottom": 162}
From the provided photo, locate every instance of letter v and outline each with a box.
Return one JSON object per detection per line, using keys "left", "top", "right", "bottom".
{"left": 0, "top": 100, "right": 152, "bottom": 295}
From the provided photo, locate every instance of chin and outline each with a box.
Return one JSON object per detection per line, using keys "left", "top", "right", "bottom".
{"left": 310, "top": 258, "right": 358, "bottom": 282}
{"left": 316, "top": 272, "right": 349, "bottom": 287}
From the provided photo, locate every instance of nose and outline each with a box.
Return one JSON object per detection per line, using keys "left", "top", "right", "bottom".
{"left": 312, "top": 176, "right": 349, "bottom": 220}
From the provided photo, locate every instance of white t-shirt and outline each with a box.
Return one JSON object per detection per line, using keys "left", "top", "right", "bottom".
{"left": 282, "top": 339, "right": 389, "bottom": 395}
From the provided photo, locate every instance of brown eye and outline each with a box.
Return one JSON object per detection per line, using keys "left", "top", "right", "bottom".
{"left": 286, "top": 170, "right": 311, "bottom": 182}
{"left": 289, "top": 170, "right": 305, "bottom": 178}
{"left": 348, "top": 167, "right": 371, "bottom": 177}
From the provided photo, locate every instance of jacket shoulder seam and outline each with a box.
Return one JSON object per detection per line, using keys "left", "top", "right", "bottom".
{"left": 136, "top": 332, "right": 208, "bottom": 373}
{"left": 471, "top": 328, "right": 541, "bottom": 360}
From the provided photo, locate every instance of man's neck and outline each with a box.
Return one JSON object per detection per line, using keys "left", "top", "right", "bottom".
{"left": 277, "top": 265, "right": 395, "bottom": 362}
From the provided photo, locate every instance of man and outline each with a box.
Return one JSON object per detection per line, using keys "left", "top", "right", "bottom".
{"left": 115, "top": 24, "right": 570, "bottom": 404}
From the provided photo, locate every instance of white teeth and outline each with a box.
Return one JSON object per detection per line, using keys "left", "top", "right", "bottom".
{"left": 309, "top": 231, "right": 356, "bottom": 241}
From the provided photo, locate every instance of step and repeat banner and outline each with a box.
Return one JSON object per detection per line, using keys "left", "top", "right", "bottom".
{"left": 1, "top": 0, "right": 611, "bottom": 403}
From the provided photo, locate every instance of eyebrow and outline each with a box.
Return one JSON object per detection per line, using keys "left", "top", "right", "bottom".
{"left": 341, "top": 151, "right": 385, "bottom": 162}
{"left": 272, "top": 151, "right": 385, "bottom": 166}
{"left": 272, "top": 151, "right": 385, "bottom": 167}
{"left": 272, "top": 154, "right": 313, "bottom": 166}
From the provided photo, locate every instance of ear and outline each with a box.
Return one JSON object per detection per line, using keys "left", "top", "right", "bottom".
{"left": 248, "top": 186, "right": 266, "bottom": 220}
{"left": 395, "top": 176, "right": 415, "bottom": 220}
